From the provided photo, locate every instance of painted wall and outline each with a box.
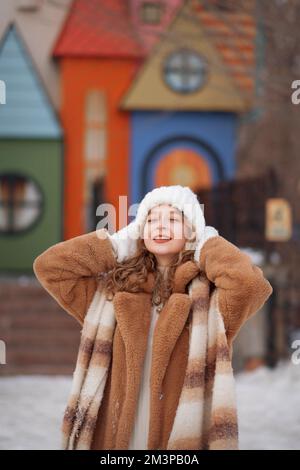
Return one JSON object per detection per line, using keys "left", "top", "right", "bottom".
{"left": 60, "top": 58, "right": 140, "bottom": 238}
{"left": 0, "top": 139, "right": 63, "bottom": 272}
{"left": 130, "top": 110, "right": 238, "bottom": 203}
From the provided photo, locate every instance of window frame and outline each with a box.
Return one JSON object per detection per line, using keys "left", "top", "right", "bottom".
{"left": 162, "top": 48, "right": 208, "bottom": 94}
{"left": 140, "top": 1, "right": 164, "bottom": 25}
{"left": 0, "top": 171, "right": 44, "bottom": 237}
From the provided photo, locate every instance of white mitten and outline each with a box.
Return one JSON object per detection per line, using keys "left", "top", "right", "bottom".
{"left": 194, "top": 225, "right": 219, "bottom": 262}
{"left": 107, "top": 221, "right": 141, "bottom": 263}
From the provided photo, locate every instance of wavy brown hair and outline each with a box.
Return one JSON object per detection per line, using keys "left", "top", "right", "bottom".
{"left": 98, "top": 227, "right": 196, "bottom": 307}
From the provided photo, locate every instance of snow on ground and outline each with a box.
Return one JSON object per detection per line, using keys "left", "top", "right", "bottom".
{"left": 0, "top": 360, "right": 299, "bottom": 450}
{"left": 0, "top": 375, "right": 71, "bottom": 450}
{"left": 236, "top": 359, "right": 300, "bottom": 450}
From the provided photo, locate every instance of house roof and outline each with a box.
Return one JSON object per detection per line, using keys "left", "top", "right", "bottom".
{"left": 193, "top": 0, "right": 256, "bottom": 96}
{"left": 0, "top": 25, "right": 62, "bottom": 138}
{"left": 53, "top": 0, "right": 145, "bottom": 59}
{"left": 121, "top": 0, "right": 255, "bottom": 111}
{"left": 0, "top": 0, "right": 71, "bottom": 110}
{"left": 52, "top": 0, "right": 256, "bottom": 110}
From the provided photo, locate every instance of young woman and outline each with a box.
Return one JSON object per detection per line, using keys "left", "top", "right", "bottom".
{"left": 33, "top": 185, "right": 273, "bottom": 450}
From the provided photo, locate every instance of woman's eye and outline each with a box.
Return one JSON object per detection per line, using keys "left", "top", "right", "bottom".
{"left": 147, "top": 216, "right": 180, "bottom": 223}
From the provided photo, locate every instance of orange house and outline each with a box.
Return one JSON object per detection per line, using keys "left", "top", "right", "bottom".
{"left": 53, "top": 0, "right": 144, "bottom": 239}
{"left": 53, "top": 0, "right": 255, "bottom": 238}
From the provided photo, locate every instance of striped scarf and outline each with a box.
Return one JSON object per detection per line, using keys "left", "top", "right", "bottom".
{"left": 61, "top": 272, "right": 239, "bottom": 450}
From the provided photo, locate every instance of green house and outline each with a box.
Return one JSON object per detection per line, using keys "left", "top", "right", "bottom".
{"left": 0, "top": 25, "right": 63, "bottom": 272}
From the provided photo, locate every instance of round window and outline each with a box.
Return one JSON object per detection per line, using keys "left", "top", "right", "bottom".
{"left": 163, "top": 49, "right": 207, "bottom": 94}
{"left": 0, "top": 173, "right": 43, "bottom": 234}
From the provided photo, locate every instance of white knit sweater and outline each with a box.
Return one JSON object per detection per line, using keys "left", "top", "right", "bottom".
{"left": 128, "top": 265, "right": 169, "bottom": 450}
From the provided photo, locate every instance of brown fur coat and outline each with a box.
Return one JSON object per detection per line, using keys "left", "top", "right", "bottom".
{"left": 33, "top": 229, "right": 273, "bottom": 449}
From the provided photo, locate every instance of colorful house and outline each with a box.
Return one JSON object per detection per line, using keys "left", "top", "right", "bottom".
{"left": 122, "top": 0, "right": 255, "bottom": 202}
{"left": 53, "top": 0, "right": 256, "bottom": 237}
{"left": 0, "top": 0, "right": 71, "bottom": 112}
{"left": 0, "top": 25, "right": 63, "bottom": 272}
{"left": 53, "top": 0, "right": 148, "bottom": 239}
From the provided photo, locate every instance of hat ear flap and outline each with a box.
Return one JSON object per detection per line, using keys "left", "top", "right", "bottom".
{"left": 109, "top": 220, "right": 140, "bottom": 262}
{"left": 183, "top": 217, "right": 197, "bottom": 242}
{"left": 194, "top": 225, "right": 219, "bottom": 262}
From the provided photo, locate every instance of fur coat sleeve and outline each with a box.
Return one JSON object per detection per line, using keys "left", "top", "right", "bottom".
{"left": 198, "top": 235, "right": 273, "bottom": 346}
{"left": 33, "top": 229, "right": 116, "bottom": 326}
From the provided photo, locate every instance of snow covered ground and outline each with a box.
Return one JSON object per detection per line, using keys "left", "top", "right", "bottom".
{"left": 0, "top": 360, "right": 299, "bottom": 450}
{"left": 236, "top": 360, "right": 300, "bottom": 450}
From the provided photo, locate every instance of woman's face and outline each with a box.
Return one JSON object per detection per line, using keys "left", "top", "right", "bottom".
{"left": 142, "top": 204, "right": 192, "bottom": 265}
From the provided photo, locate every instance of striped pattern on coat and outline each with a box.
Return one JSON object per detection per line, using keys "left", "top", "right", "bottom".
{"left": 61, "top": 271, "right": 238, "bottom": 450}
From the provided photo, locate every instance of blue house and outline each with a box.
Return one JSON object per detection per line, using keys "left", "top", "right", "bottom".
{"left": 121, "top": 0, "right": 255, "bottom": 205}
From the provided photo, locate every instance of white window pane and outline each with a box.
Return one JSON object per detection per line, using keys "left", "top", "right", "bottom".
{"left": 14, "top": 205, "right": 40, "bottom": 230}
{"left": 86, "top": 90, "right": 106, "bottom": 124}
{"left": 85, "top": 128, "right": 106, "bottom": 162}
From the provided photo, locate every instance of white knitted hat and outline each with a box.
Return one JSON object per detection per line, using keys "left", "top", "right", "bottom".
{"left": 109, "top": 185, "right": 219, "bottom": 262}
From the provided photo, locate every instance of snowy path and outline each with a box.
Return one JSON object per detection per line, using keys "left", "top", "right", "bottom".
{"left": 0, "top": 360, "right": 299, "bottom": 450}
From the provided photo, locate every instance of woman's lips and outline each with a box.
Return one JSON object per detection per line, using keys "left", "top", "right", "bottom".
{"left": 153, "top": 238, "right": 171, "bottom": 244}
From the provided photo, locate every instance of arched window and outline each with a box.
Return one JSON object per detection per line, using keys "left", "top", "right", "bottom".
{"left": 84, "top": 90, "right": 107, "bottom": 231}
